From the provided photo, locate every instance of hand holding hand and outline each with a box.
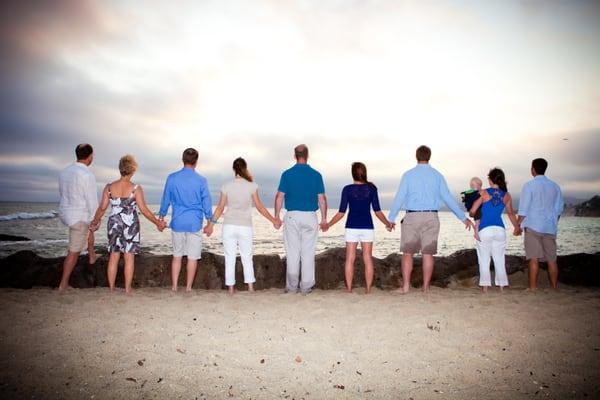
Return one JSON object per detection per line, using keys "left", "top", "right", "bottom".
{"left": 89, "top": 220, "right": 100, "bottom": 232}
{"left": 273, "top": 217, "right": 282, "bottom": 230}
{"left": 319, "top": 221, "right": 329, "bottom": 232}
{"left": 203, "top": 223, "right": 214, "bottom": 237}
{"left": 464, "top": 219, "right": 474, "bottom": 231}
{"left": 386, "top": 222, "right": 396, "bottom": 232}
{"left": 157, "top": 220, "right": 167, "bottom": 232}
{"left": 513, "top": 226, "right": 522, "bottom": 236}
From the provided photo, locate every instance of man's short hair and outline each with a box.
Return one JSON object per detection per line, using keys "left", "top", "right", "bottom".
{"left": 182, "top": 148, "right": 199, "bottom": 165}
{"left": 75, "top": 144, "right": 93, "bottom": 160}
{"left": 294, "top": 144, "right": 308, "bottom": 160}
{"left": 416, "top": 145, "right": 431, "bottom": 162}
{"left": 532, "top": 158, "right": 548, "bottom": 175}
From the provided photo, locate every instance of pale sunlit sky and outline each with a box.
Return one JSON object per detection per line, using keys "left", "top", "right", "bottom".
{"left": 0, "top": 0, "right": 599, "bottom": 205}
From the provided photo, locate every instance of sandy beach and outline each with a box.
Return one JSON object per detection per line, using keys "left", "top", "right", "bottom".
{"left": 1, "top": 272, "right": 599, "bottom": 400}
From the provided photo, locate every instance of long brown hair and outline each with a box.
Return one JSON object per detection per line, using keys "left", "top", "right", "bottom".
{"left": 233, "top": 157, "right": 253, "bottom": 182}
{"left": 351, "top": 162, "right": 376, "bottom": 188}
{"left": 488, "top": 167, "right": 507, "bottom": 192}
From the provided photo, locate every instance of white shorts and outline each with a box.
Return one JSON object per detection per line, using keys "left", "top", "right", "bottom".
{"left": 172, "top": 231, "right": 203, "bottom": 260}
{"left": 345, "top": 228, "right": 374, "bottom": 243}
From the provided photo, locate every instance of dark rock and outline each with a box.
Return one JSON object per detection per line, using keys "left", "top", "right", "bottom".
{"left": 574, "top": 195, "right": 600, "bottom": 217}
{"left": 0, "top": 234, "right": 30, "bottom": 242}
{"left": 0, "top": 249, "right": 598, "bottom": 289}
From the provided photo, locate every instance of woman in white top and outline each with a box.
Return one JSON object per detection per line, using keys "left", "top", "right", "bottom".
{"left": 212, "top": 158, "right": 281, "bottom": 294}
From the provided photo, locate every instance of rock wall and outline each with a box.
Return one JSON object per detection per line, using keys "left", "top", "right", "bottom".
{"left": 0, "top": 249, "right": 598, "bottom": 290}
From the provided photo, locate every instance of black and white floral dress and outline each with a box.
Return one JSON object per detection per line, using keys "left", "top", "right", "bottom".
{"left": 106, "top": 184, "right": 141, "bottom": 254}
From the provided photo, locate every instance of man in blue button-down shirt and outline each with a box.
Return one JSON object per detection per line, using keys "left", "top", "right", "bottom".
{"left": 517, "top": 158, "right": 564, "bottom": 290}
{"left": 388, "top": 145, "right": 473, "bottom": 293}
{"left": 159, "top": 148, "right": 213, "bottom": 292}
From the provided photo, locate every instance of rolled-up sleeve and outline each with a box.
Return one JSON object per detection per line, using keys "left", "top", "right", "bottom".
{"left": 554, "top": 185, "right": 564, "bottom": 216}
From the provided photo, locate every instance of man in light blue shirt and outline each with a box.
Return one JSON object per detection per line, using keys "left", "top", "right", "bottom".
{"left": 517, "top": 158, "right": 564, "bottom": 290}
{"left": 275, "top": 144, "right": 328, "bottom": 294}
{"left": 388, "top": 145, "right": 473, "bottom": 293}
{"left": 159, "top": 148, "right": 213, "bottom": 292}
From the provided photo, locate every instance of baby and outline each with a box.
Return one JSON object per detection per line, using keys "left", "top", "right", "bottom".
{"left": 461, "top": 177, "right": 483, "bottom": 240}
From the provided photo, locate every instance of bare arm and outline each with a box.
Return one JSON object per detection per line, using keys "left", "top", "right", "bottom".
{"left": 374, "top": 210, "right": 391, "bottom": 228}
{"left": 211, "top": 193, "right": 227, "bottom": 222}
{"left": 469, "top": 197, "right": 483, "bottom": 218}
{"left": 274, "top": 191, "right": 284, "bottom": 219}
{"left": 504, "top": 193, "right": 521, "bottom": 232}
{"left": 90, "top": 186, "right": 110, "bottom": 230}
{"left": 135, "top": 186, "right": 162, "bottom": 227}
{"left": 318, "top": 193, "right": 328, "bottom": 223}
{"left": 252, "top": 191, "right": 275, "bottom": 222}
{"left": 327, "top": 211, "right": 345, "bottom": 228}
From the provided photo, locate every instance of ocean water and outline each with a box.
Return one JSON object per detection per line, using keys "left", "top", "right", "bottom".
{"left": 0, "top": 202, "right": 599, "bottom": 259}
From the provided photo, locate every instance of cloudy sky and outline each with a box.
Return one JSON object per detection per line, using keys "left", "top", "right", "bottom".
{"left": 0, "top": 0, "right": 598, "bottom": 206}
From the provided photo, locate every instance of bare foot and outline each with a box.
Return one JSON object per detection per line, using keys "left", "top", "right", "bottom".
{"left": 89, "top": 253, "right": 99, "bottom": 265}
{"left": 247, "top": 284, "right": 255, "bottom": 292}
{"left": 525, "top": 287, "right": 538, "bottom": 293}
{"left": 185, "top": 288, "right": 193, "bottom": 293}
{"left": 365, "top": 289, "right": 372, "bottom": 295}
{"left": 228, "top": 286, "right": 235, "bottom": 295}
{"left": 171, "top": 287, "right": 178, "bottom": 292}
{"left": 395, "top": 287, "right": 409, "bottom": 294}
{"left": 499, "top": 286, "right": 505, "bottom": 293}
{"left": 345, "top": 288, "right": 353, "bottom": 293}
{"left": 57, "top": 285, "right": 73, "bottom": 293}
{"left": 480, "top": 286, "right": 488, "bottom": 293}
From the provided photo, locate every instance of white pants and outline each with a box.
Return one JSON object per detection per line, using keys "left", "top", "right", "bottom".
{"left": 283, "top": 211, "right": 318, "bottom": 293}
{"left": 222, "top": 224, "right": 255, "bottom": 286}
{"left": 476, "top": 226, "right": 509, "bottom": 287}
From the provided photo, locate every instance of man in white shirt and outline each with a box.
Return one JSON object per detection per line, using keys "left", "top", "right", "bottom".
{"left": 58, "top": 144, "right": 99, "bottom": 290}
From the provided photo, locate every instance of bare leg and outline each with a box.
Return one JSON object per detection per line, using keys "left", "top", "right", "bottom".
{"left": 344, "top": 242, "right": 358, "bottom": 292}
{"left": 228, "top": 285, "right": 235, "bottom": 295}
{"left": 528, "top": 258, "right": 539, "bottom": 290}
{"left": 185, "top": 258, "right": 198, "bottom": 291}
{"left": 107, "top": 252, "right": 121, "bottom": 291}
{"left": 422, "top": 254, "right": 435, "bottom": 292}
{"left": 247, "top": 283, "right": 254, "bottom": 292}
{"left": 547, "top": 260, "right": 559, "bottom": 289}
{"left": 398, "top": 254, "right": 413, "bottom": 293}
{"left": 58, "top": 251, "right": 80, "bottom": 290}
{"left": 361, "top": 242, "right": 374, "bottom": 294}
{"left": 87, "top": 231, "right": 98, "bottom": 264}
{"left": 123, "top": 253, "right": 135, "bottom": 293}
{"left": 171, "top": 256, "right": 182, "bottom": 291}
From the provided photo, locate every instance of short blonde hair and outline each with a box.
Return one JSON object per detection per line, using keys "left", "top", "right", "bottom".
{"left": 470, "top": 177, "right": 483, "bottom": 188}
{"left": 119, "top": 154, "right": 138, "bottom": 176}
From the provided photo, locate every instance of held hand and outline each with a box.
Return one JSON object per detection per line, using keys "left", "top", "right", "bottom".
{"left": 513, "top": 226, "right": 522, "bottom": 236}
{"left": 273, "top": 217, "right": 282, "bottom": 230}
{"left": 319, "top": 221, "right": 329, "bottom": 232}
{"left": 157, "top": 220, "right": 167, "bottom": 232}
{"left": 463, "top": 219, "right": 474, "bottom": 231}
{"left": 89, "top": 220, "right": 100, "bottom": 232}
{"left": 203, "top": 223, "right": 214, "bottom": 237}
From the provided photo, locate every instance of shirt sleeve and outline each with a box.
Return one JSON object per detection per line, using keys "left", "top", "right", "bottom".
{"left": 277, "top": 172, "right": 287, "bottom": 193}
{"left": 371, "top": 187, "right": 382, "bottom": 212}
{"left": 84, "top": 173, "right": 99, "bottom": 221}
{"left": 517, "top": 183, "right": 531, "bottom": 217}
{"left": 439, "top": 175, "right": 466, "bottom": 221}
{"left": 338, "top": 186, "right": 349, "bottom": 213}
{"left": 201, "top": 179, "right": 213, "bottom": 220}
{"left": 554, "top": 184, "right": 564, "bottom": 216}
{"left": 316, "top": 173, "right": 325, "bottom": 195}
{"left": 159, "top": 176, "right": 172, "bottom": 217}
{"left": 388, "top": 175, "right": 408, "bottom": 222}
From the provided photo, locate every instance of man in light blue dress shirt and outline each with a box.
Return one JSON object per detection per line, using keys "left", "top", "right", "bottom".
{"left": 159, "top": 148, "right": 213, "bottom": 292}
{"left": 517, "top": 158, "right": 564, "bottom": 290}
{"left": 388, "top": 145, "right": 473, "bottom": 293}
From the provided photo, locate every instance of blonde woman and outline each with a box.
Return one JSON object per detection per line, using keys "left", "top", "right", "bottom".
{"left": 90, "top": 155, "right": 165, "bottom": 293}
{"left": 212, "top": 157, "right": 281, "bottom": 294}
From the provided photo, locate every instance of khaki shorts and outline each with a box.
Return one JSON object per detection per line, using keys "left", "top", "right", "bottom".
{"left": 172, "top": 231, "right": 203, "bottom": 260}
{"left": 400, "top": 212, "right": 440, "bottom": 255}
{"left": 68, "top": 221, "right": 89, "bottom": 253}
{"left": 524, "top": 228, "right": 557, "bottom": 262}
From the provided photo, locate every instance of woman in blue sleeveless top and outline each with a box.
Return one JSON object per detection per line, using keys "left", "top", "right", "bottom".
{"left": 327, "top": 162, "right": 393, "bottom": 293}
{"left": 469, "top": 168, "right": 520, "bottom": 292}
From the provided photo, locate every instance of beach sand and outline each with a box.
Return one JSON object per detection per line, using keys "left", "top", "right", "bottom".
{"left": 1, "top": 274, "right": 599, "bottom": 399}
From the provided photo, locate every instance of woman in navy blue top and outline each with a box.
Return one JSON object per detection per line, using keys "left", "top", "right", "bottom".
{"left": 327, "top": 162, "right": 393, "bottom": 293}
{"left": 469, "top": 168, "right": 520, "bottom": 292}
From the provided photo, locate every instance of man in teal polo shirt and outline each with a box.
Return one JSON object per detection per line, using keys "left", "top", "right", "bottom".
{"left": 275, "top": 144, "right": 328, "bottom": 294}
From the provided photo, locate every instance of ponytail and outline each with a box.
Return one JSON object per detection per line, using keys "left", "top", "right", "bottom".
{"left": 488, "top": 168, "right": 507, "bottom": 192}
{"left": 232, "top": 157, "right": 253, "bottom": 182}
